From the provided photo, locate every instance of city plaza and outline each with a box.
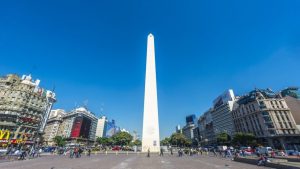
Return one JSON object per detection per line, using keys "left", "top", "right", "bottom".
{"left": 0, "top": 154, "right": 275, "bottom": 169}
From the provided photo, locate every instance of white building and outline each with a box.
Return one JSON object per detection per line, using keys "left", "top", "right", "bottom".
{"left": 95, "top": 116, "right": 107, "bottom": 138}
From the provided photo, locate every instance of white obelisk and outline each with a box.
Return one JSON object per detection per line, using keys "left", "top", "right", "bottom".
{"left": 142, "top": 33, "right": 160, "bottom": 152}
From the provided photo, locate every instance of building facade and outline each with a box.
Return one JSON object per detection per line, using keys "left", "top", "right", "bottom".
{"left": 232, "top": 88, "right": 300, "bottom": 150}
{"left": 95, "top": 116, "right": 107, "bottom": 138}
{"left": 43, "top": 109, "right": 66, "bottom": 146}
{"left": 57, "top": 107, "right": 97, "bottom": 144}
{"left": 281, "top": 87, "right": 300, "bottom": 130}
{"left": 198, "top": 109, "right": 215, "bottom": 145}
{"left": 210, "top": 90, "right": 236, "bottom": 141}
{"left": 182, "top": 114, "right": 197, "bottom": 140}
{"left": 0, "top": 74, "right": 56, "bottom": 147}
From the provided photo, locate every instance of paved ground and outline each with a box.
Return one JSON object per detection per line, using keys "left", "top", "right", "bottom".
{"left": 0, "top": 154, "right": 273, "bottom": 169}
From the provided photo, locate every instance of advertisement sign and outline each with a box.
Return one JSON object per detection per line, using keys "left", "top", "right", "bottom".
{"left": 71, "top": 117, "right": 83, "bottom": 138}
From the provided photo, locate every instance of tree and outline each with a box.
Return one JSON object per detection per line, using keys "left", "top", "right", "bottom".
{"left": 232, "top": 132, "right": 256, "bottom": 146}
{"left": 53, "top": 136, "right": 66, "bottom": 147}
{"left": 96, "top": 137, "right": 114, "bottom": 146}
{"left": 111, "top": 132, "right": 133, "bottom": 146}
{"left": 132, "top": 139, "right": 142, "bottom": 146}
{"left": 161, "top": 137, "right": 171, "bottom": 146}
{"left": 169, "top": 133, "right": 190, "bottom": 147}
{"left": 217, "top": 132, "right": 230, "bottom": 145}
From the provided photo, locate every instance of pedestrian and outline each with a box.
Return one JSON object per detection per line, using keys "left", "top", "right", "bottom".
{"left": 69, "top": 148, "right": 74, "bottom": 158}
{"left": 257, "top": 154, "right": 268, "bottom": 166}
{"left": 160, "top": 147, "right": 164, "bottom": 156}
{"left": 74, "top": 147, "right": 78, "bottom": 158}
{"left": 38, "top": 148, "right": 42, "bottom": 157}
{"left": 78, "top": 147, "right": 83, "bottom": 158}
{"left": 170, "top": 148, "right": 173, "bottom": 155}
{"left": 178, "top": 148, "right": 183, "bottom": 157}
{"left": 213, "top": 149, "right": 217, "bottom": 157}
{"left": 147, "top": 148, "right": 150, "bottom": 158}
{"left": 88, "top": 149, "right": 91, "bottom": 157}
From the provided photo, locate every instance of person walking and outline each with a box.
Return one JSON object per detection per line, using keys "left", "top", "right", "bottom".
{"left": 170, "top": 147, "right": 173, "bottom": 155}
{"left": 160, "top": 147, "right": 164, "bottom": 156}
{"left": 87, "top": 149, "right": 91, "bottom": 157}
{"left": 147, "top": 148, "right": 150, "bottom": 158}
{"left": 69, "top": 148, "right": 74, "bottom": 158}
{"left": 213, "top": 149, "right": 217, "bottom": 157}
{"left": 38, "top": 148, "right": 42, "bottom": 157}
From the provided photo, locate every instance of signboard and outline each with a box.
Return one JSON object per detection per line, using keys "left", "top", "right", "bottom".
{"left": 70, "top": 117, "right": 83, "bottom": 138}
{"left": 0, "top": 130, "right": 34, "bottom": 145}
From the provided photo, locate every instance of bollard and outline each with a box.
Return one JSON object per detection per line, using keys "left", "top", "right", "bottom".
{"left": 116, "top": 151, "right": 118, "bottom": 155}
{"left": 105, "top": 151, "right": 107, "bottom": 155}
{"left": 85, "top": 151, "right": 87, "bottom": 156}
{"left": 127, "top": 151, "right": 128, "bottom": 155}
{"left": 95, "top": 151, "right": 97, "bottom": 155}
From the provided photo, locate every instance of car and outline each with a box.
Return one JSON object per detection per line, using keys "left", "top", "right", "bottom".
{"left": 112, "top": 146, "right": 121, "bottom": 151}
{"left": 240, "top": 147, "right": 253, "bottom": 155}
{"left": 257, "top": 147, "right": 273, "bottom": 155}
{"left": 0, "top": 149, "right": 7, "bottom": 155}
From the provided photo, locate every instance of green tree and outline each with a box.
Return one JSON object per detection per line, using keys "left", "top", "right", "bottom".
{"left": 96, "top": 137, "right": 114, "bottom": 146}
{"left": 232, "top": 132, "right": 256, "bottom": 146}
{"left": 169, "top": 133, "right": 190, "bottom": 147}
{"left": 111, "top": 132, "right": 133, "bottom": 146}
{"left": 217, "top": 132, "right": 230, "bottom": 145}
{"left": 132, "top": 139, "right": 142, "bottom": 146}
{"left": 160, "top": 137, "right": 171, "bottom": 146}
{"left": 53, "top": 136, "right": 66, "bottom": 147}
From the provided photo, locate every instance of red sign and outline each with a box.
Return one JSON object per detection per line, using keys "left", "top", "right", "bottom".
{"left": 70, "top": 117, "right": 83, "bottom": 138}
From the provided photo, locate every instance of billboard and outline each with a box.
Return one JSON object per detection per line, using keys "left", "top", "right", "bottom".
{"left": 70, "top": 116, "right": 91, "bottom": 139}
{"left": 213, "top": 89, "right": 235, "bottom": 108}
{"left": 71, "top": 117, "right": 83, "bottom": 138}
{"left": 80, "top": 117, "right": 91, "bottom": 139}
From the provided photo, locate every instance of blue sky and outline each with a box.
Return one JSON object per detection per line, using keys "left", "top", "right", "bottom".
{"left": 1, "top": 1, "right": 300, "bottom": 138}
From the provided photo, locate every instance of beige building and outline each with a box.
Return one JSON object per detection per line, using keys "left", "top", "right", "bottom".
{"left": 43, "top": 109, "right": 66, "bottom": 146}
{"left": 0, "top": 74, "right": 56, "bottom": 147}
{"left": 232, "top": 88, "right": 300, "bottom": 150}
{"left": 281, "top": 87, "right": 300, "bottom": 131}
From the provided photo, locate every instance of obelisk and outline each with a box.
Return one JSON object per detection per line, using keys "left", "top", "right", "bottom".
{"left": 142, "top": 33, "right": 160, "bottom": 152}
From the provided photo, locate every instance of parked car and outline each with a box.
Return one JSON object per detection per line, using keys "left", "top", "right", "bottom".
{"left": 257, "top": 147, "right": 273, "bottom": 155}
{"left": 0, "top": 149, "right": 7, "bottom": 155}
{"left": 112, "top": 146, "right": 121, "bottom": 151}
{"left": 240, "top": 146, "right": 253, "bottom": 155}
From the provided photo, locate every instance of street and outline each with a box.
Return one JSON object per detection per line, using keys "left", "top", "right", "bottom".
{"left": 0, "top": 154, "right": 272, "bottom": 169}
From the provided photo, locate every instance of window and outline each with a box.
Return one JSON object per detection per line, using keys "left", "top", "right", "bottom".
{"left": 269, "top": 130, "right": 275, "bottom": 135}
{"left": 266, "top": 123, "right": 274, "bottom": 128}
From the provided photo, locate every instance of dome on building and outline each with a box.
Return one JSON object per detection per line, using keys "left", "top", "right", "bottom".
{"left": 76, "top": 107, "right": 87, "bottom": 112}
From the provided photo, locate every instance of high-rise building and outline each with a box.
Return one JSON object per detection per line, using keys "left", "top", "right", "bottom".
{"left": 182, "top": 114, "right": 197, "bottom": 140}
{"left": 232, "top": 88, "right": 300, "bottom": 150}
{"left": 105, "top": 119, "right": 120, "bottom": 137}
{"left": 210, "top": 89, "right": 236, "bottom": 141}
{"left": 142, "top": 33, "right": 160, "bottom": 152}
{"left": 95, "top": 116, "right": 107, "bottom": 138}
{"left": 0, "top": 74, "right": 56, "bottom": 147}
{"left": 175, "top": 125, "right": 181, "bottom": 133}
{"left": 186, "top": 114, "right": 197, "bottom": 125}
{"left": 198, "top": 109, "right": 214, "bottom": 145}
{"left": 43, "top": 109, "right": 66, "bottom": 145}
